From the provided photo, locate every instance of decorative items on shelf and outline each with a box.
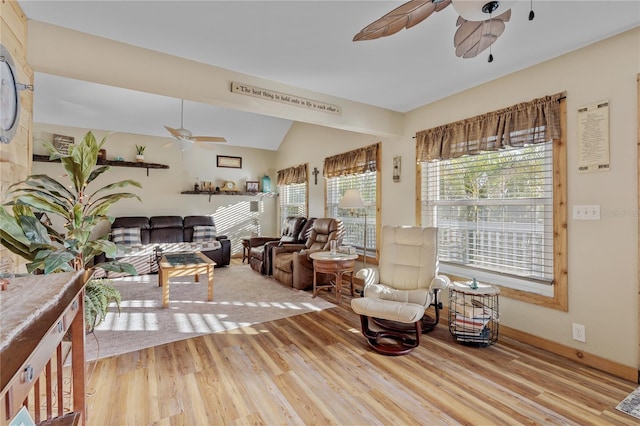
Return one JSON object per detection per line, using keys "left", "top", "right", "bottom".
{"left": 261, "top": 174, "right": 271, "bottom": 193}
{"left": 201, "top": 181, "right": 212, "bottom": 192}
{"left": 135, "top": 145, "right": 146, "bottom": 162}
{"left": 221, "top": 181, "right": 238, "bottom": 192}
{"left": 194, "top": 182, "right": 200, "bottom": 192}
{"left": 246, "top": 181, "right": 259, "bottom": 193}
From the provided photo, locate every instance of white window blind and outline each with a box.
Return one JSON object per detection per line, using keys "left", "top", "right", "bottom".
{"left": 278, "top": 183, "right": 307, "bottom": 229}
{"left": 326, "top": 172, "right": 376, "bottom": 256}
{"left": 421, "top": 143, "right": 554, "bottom": 292}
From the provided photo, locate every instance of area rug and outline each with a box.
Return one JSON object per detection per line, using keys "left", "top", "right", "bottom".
{"left": 85, "top": 265, "right": 335, "bottom": 362}
{"left": 616, "top": 386, "right": 640, "bottom": 420}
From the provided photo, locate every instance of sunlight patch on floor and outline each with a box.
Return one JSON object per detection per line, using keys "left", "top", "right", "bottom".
{"left": 96, "top": 312, "right": 159, "bottom": 331}
{"left": 173, "top": 312, "right": 252, "bottom": 333}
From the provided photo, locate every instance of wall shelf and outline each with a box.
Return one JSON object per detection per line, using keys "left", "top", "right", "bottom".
{"left": 33, "top": 154, "right": 169, "bottom": 176}
{"left": 181, "top": 190, "right": 279, "bottom": 202}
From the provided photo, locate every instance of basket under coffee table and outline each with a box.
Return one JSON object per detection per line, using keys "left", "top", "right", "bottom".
{"left": 158, "top": 251, "right": 216, "bottom": 308}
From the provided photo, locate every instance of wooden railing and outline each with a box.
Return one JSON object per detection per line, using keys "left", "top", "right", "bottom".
{"left": 1, "top": 271, "right": 88, "bottom": 425}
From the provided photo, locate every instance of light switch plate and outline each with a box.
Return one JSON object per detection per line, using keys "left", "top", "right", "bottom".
{"left": 573, "top": 205, "right": 600, "bottom": 220}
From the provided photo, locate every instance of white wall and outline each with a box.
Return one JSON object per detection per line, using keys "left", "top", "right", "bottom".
{"left": 32, "top": 124, "right": 279, "bottom": 255}
{"left": 276, "top": 28, "right": 640, "bottom": 367}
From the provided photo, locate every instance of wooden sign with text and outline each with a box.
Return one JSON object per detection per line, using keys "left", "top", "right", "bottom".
{"left": 231, "top": 82, "right": 341, "bottom": 115}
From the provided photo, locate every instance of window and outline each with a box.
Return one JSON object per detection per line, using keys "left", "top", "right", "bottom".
{"left": 324, "top": 143, "right": 380, "bottom": 261}
{"left": 277, "top": 164, "right": 308, "bottom": 229}
{"left": 326, "top": 172, "right": 377, "bottom": 258}
{"left": 421, "top": 143, "right": 553, "bottom": 294}
{"left": 278, "top": 182, "right": 307, "bottom": 227}
{"left": 416, "top": 93, "right": 567, "bottom": 310}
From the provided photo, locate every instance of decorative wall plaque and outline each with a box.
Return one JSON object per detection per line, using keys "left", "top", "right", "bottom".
{"left": 53, "top": 134, "right": 74, "bottom": 155}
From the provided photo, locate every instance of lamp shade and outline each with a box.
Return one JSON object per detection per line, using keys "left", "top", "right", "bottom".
{"left": 339, "top": 189, "right": 365, "bottom": 209}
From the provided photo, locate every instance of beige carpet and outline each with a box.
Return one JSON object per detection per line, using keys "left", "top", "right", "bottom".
{"left": 86, "top": 265, "right": 335, "bottom": 362}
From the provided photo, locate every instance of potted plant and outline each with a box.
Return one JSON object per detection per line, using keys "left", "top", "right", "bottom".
{"left": 0, "top": 131, "right": 141, "bottom": 325}
{"left": 135, "top": 145, "right": 146, "bottom": 162}
{"left": 85, "top": 278, "right": 121, "bottom": 333}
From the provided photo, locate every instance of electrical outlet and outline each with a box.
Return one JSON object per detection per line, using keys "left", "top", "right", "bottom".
{"left": 572, "top": 323, "right": 586, "bottom": 342}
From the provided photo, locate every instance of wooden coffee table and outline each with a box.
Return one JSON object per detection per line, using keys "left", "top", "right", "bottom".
{"left": 158, "top": 251, "right": 215, "bottom": 308}
{"left": 310, "top": 251, "right": 358, "bottom": 304}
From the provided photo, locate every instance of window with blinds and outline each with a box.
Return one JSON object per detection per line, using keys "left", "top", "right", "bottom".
{"left": 326, "top": 172, "right": 376, "bottom": 257}
{"left": 278, "top": 182, "right": 307, "bottom": 228}
{"left": 420, "top": 142, "right": 554, "bottom": 294}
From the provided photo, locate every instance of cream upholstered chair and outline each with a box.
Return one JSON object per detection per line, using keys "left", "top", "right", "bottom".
{"left": 351, "top": 225, "right": 450, "bottom": 355}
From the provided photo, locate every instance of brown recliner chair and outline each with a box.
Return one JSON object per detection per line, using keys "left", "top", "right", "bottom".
{"left": 248, "top": 216, "right": 310, "bottom": 275}
{"left": 271, "top": 218, "right": 344, "bottom": 290}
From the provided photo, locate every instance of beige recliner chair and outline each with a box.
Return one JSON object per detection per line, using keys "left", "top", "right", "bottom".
{"left": 351, "top": 225, "right": 450, "bottom": 355}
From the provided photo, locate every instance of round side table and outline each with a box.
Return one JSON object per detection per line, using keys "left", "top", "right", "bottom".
{"left": 309, "top": 251, "right": 358, "bottom": 304}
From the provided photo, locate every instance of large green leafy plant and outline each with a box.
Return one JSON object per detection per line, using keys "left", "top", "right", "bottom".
{"left": 0, "top": 131, "right": 141, "bottom": 275}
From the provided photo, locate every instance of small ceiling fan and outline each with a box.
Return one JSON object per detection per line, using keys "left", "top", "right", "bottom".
{"left": 353, "top": 0, "right": 533, "bottom": 62}
{"left": 163, "top": 99, "right": 227, "bottom": 148}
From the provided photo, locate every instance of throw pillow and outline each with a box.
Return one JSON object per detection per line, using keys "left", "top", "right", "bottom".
{"left": 193, "top": 225, "right": 216, "bottom": 242}
{"left": 112, "top": 227, "right": 142, "bottom": 245}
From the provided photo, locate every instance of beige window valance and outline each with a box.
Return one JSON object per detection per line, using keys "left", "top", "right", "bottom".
{"left": 277, "top": 163, "right": 307, "bottom": 186}
{"left": 416, "top": 92, "right": 565, "bottom": 162}
{"left": 323, "top": 143, "right": 379, "bottom": 178}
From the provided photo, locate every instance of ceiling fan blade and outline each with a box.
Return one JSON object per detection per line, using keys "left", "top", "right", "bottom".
{"left": 164, "top": 125, "right": 183, "bottom": 139}
{"left": 190, "top": 136, "right": 227, "bottom": 143}
{"left": 162, "top": 140, "right": 175, "bottom": 149}
{"left": 193, "top": 140, "right": 219, "bottom": 150}
{"left": 353, "top": 0, "right": 450, "bottom": 42}
{"left": 454, "top": 9, "right": 510, "bottom": 58}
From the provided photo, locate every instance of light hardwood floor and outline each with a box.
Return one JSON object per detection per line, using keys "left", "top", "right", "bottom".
{"left": 86, "top": 264, "right": 638, "bottom": 425}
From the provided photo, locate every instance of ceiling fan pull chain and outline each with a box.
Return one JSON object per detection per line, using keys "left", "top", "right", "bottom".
{"left": 529, "top": 0, "right": 535, "bottom": 21}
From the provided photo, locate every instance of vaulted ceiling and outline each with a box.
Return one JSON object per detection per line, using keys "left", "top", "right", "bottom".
{"left": 18, "top": 1, "right": 640, "bottom": 150}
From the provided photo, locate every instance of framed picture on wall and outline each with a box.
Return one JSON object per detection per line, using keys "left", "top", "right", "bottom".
{"left": 246, "top": 181, "right": 259, "bottom": 192}
{"left": 217, "top": 155, "right": 242, "bottom": 169}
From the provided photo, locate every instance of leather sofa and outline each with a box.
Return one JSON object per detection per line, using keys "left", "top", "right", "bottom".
{"left": 271, "top": 218, "right": 344, "bottom": 290}
{"left": 94, "top": 215, "right": 231, "bottom": 277}
{"left": 248, "top": 216, "right": 315, "bottom": 275}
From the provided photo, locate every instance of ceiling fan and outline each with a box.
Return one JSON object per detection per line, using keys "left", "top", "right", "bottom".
{"left": 163, "top": 99, "right": 227, "bottom": 148}
{"left": 353, "top": 0, "right": 534, "bottom": 62}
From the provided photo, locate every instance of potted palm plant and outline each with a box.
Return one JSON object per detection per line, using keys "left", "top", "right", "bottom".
{"left": 0, "top": 131, "right": 141, "bottom": 328}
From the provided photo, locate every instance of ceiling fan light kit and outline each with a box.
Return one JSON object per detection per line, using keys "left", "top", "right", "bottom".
{"left": 164, "top": 99, "right": 227, "bottom": 148}
{"left": 353, "top": 0, "right": 533, "bottom": 62}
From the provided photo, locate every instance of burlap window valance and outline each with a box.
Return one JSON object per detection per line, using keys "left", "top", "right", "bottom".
{"left": 277, "top": 163, "right": 307, "bottom": 186}
{"left": 323, "top": 143, "right": 378, "bottom": 179}
{"left": 416, "top": 92, "right": 565, "bottom": 162}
